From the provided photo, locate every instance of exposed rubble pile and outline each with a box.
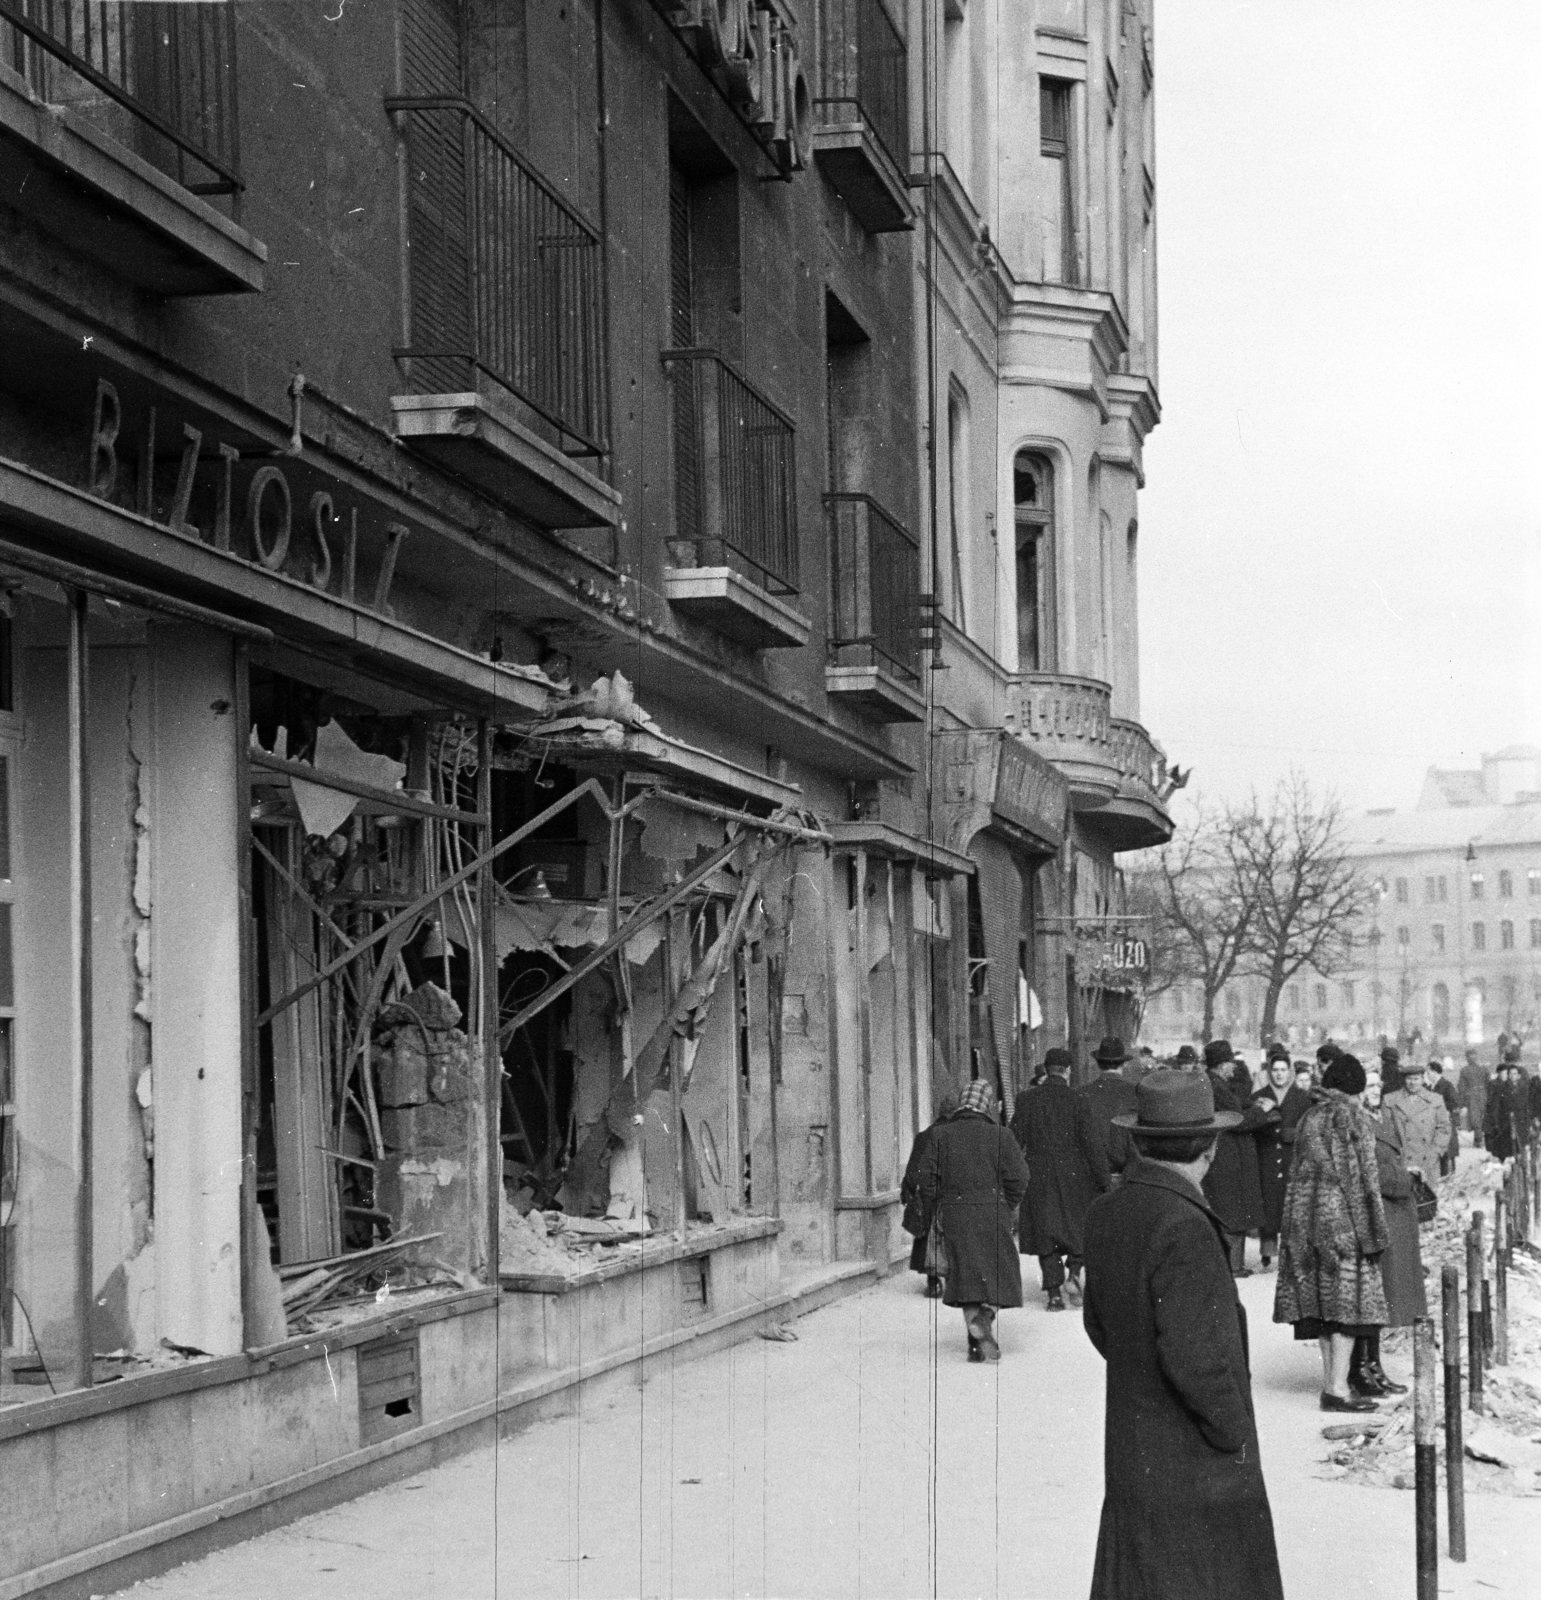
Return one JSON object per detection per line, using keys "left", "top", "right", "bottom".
{"left": 281, "top": 1233, "right": 463, "bottom": 1335}
{"left": 1319, "top": 1154, "right": 1541, "bottom": 1497}
{"left": 497, "top": 1193, "right": 660, "bottom": 1283}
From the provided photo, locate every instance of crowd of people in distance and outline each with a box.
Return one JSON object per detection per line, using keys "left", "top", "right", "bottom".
{"left": 898, "top": 1032, "right": 1541, "bottom": 1596}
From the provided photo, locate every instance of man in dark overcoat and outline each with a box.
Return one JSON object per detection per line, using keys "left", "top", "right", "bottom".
{"left": 1079, "top": 1036, "right": 1140, "bottom": 1179}
{"left": 1458, "top": 1047, "right": 1490, "bottom": 1146}
{"left": 1011, "top": 1046, "right": 1111, "bottom": 1310}
{"left": 1201, "top": 1039, "right": 1268, "bottom": 1276}
{"left": 1082, "top": 1072, "right": 1284, "bottom": 1600}
{"left": 917, "top": 1077, "right": 1030, "bottom": 1362}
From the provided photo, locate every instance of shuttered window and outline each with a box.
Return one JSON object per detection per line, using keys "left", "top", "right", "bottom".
{"left": 669, "top": 167, "right": 701, "bottom": 543}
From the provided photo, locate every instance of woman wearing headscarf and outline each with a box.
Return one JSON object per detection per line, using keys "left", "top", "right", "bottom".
{"left": 1351, "top": 1068, "right": 1424, "bottom": 1397}
{"left": 917, "top": 1077, "right": 1031, "bottom": 1362}
{"left": 1273, "top": 1054, "right": 1389, "bottom": 1412}
{"left": 901, "top": 1089, "right": 961, "bottom": 1296}
{"left": 1252, "top": 1047, "right": 1313, "bottom": 1269}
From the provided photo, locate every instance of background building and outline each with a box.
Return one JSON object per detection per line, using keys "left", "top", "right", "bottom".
{"left": 0, "top": 0, "right": 1169, "bottom": 1588}
{"left": 1152, "top": 747, "right": 1541, "bottom": 1059}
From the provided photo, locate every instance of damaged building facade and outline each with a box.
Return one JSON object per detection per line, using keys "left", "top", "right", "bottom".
{"left": 0, "top": 0, "right": 1171, "bottom": 1591}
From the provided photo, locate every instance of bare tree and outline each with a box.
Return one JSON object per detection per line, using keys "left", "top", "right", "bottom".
{"left": 1231, "top": 775, "right": 1377, "bottom": 1046}
{"left": 1138, "top": 807, "right": 1258, "bottom": 1044}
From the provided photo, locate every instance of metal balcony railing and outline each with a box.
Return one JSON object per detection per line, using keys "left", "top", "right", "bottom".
{"left": 662, "top": 348, "right": 798, "bottom": 594}
{"left": 814, "top": 0, "right": 908, "bottom": 170}
{"left": 391, "top": 97, "right": 609, "bottom": 458}
{"left": 0, "top": 0, "right": 241, "bottom": 194}
{"left": 826, "top": 493, "right": 920, "bottom": 681}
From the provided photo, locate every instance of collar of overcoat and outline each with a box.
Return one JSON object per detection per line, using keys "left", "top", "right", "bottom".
{"left": 1122, "top": 1155, "right": 1221, "bottom": 1221}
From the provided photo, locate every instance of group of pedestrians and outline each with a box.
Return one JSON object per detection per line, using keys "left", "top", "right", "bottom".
{"left": 898, "top": 1031, "right": 1540, "bottom": 1597}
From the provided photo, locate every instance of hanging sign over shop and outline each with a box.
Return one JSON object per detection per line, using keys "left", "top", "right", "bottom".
{"left": 1074, "top": 923, "right": 1151, "bottom": 991}
{"left": 991, "top": 733, "right": 1068, "bottom": 848}
{"left": 657, "top": 0, "right": 812, "bottom": 175}
{"left": 83, "top": 377, "right": 410, "bottom": 616}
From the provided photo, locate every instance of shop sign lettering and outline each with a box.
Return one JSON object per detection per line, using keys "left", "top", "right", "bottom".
{"left": 992, "top": 733, "right": 1067, "bottom": 847}
{"left": 663, "top": 0, "right": 812, "bottom": 174}
{"left": 86, "top": 379, "right": 408, "bottom": 614}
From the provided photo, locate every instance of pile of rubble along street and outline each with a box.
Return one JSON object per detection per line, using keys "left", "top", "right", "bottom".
{"left": 1318, "top": 1151, "right": 1541, "bottom": 1497}
{"left": 497, "top": 1194, "right": 654, "bottom": 1282}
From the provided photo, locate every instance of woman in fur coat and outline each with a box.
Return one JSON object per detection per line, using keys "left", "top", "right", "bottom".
{"left": 1273, "top": 1054, "right": 1389, "bottom": 1412}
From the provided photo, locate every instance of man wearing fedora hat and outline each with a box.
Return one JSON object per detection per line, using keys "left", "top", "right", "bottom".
{"left": 1010, "top": 1047, "right": 1111, "bottom": 1311}
{"left": 1080, "top": 1037, "right": 1141, "bottom": 1179}
{"left": 1082, "top": 1072, "right": 1284, "bottom": 1599}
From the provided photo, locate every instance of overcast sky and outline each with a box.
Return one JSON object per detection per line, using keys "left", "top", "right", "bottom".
{"left": 1137, "top": 0, "right": 1541, "bottom": 816}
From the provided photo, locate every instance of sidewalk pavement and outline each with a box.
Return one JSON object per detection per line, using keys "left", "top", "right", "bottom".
{"left": 116, "top": 1263, "right": 1541, "bottom": 1599}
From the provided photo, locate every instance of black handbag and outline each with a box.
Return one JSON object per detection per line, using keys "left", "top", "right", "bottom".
{"left": 1412, "top": 1173, "right": 1438, "bottom": 1225}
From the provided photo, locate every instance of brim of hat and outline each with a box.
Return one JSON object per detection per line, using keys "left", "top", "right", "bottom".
{"left": 1095, "top": 1053, "right": 1130, "bottom": 1064}
{"left": 1111, "top": 1110, "right": 1244, "bottom": 1134}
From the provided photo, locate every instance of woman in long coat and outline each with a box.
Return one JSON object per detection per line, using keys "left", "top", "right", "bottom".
{"left": 1352, "top": 1071, "right": 1425, "bottom": 1396}
{"left": 1273, "top": 1054, "right": 1389, "bottom": 1411}
{"left": 1484, "top": 1065, "right": 1525, "bottom": 1160}
{"left": 917, "top": 1077, "right": 1030, "bottom": 1362}
{"left": 1251, "top": 1053, "right": 1313, "bottom": 1267}
{"left": 900, "top": 1090, "right": 960, "bottom": 1294}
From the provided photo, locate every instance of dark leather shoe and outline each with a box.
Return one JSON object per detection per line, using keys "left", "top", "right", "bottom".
{"left": 978, "top": 1335, "right": 1001, "bottom": 1362}
{"left": 1348, "top": 1369, "right": 1381, "bottom": 1399}
{"left": 1368, "top": 1363, "right": 1408, "bottom": 1395}
{"left": 1232, "top": 1267, "right": 1253, "bottom": 1279}
{"left": 1320, "top": 1391, "right": 1378, "bottom": 1413}
{"left": 1046, "top": 1292, "right": 1066, "bottom": 1312}
{"left": 967, "top": 1336, "right": 983, "bottom": 1363}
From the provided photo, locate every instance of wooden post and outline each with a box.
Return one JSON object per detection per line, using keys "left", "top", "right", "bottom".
{"left": 1441, "top": 1265, "right": 1466, "bottom": 1562}
{"left": 1466, "top": 1220, "right": 1484, "bottom": 1414}
{"left": 1413, "top": 1317, "right": 1438, "bottom": 1600}
{"left": 1494, "top": 1189, "right": 1509, "bottom": 1367}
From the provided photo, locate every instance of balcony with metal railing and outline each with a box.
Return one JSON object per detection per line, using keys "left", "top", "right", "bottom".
{"left": 387, "top": 97, "right": 620, "bottom": 532}
{"left": 812, "top": 0, "right": 912, "bottom": 233}
{"left": 825, "top": 493, "right": 923, "bottom": 721}
{"left": 660, "top": 348, "right": 809, "bottom": 650}
{"left": 0, "top": 0, "right": 263, "bottom": 293}
{"left": 1011, "top": 673, "right": 1173, "bottom": 849}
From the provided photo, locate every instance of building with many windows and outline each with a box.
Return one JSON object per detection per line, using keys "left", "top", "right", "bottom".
{"left": 0, "top": 0, "right": 1170, "bottom": 1585}
{"left": 1153, "top": 749, "right": 1541, "bottom": 1058}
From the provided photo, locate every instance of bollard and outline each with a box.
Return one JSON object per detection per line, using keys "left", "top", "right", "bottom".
{"left": 1495, "top": 1193, "right": 1509, "bottom": 1368}
{"left": 1466, "top": 1221, "right": 1484, "bottom": 1413}
{"left": 1482, "top": 1279, "right": 1493, "bottom": 1360}
{"left": 1441, "top": 1265, "right": 1467, "bottom": 1562}
{"left": 1414, "top": 1317, "right": 1439, "bottom": 1600}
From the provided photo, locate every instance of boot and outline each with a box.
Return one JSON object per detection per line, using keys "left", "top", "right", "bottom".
{"left": 1347, "top": 1337, "right": 1380, "bottom": 1399}
{"left": 1364, "top": 1333, "right": 1408, "bottom": 1395}
{"left": 924, "top": 1275, "right": 943, "bottom": 1299}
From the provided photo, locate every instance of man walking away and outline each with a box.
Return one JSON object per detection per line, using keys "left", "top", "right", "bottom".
{"left": 916, "top": 1077, "right": 1030, "bottom": 1362}
{"left": 1011, "top": 1046, "right": 1111, "bottom": 1310}
{"left": 1079, "top": 1036, "right": 1140, "bottom": 1179}
{"left": 1201, "top": 1040, "right": 1270, "bottom": 1276}
{"left": 1082, "top": 1072, "right": 1285, "bottom": 1600}
{"left": 1458, "top": 1048, "right": 1491, "bottom": 1148}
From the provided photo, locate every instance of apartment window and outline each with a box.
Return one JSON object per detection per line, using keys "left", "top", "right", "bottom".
{"left": 1432, "top": 982, "right": 1450, "bottom": 1034}
{"left": 1013, "top": 452, "right": 1056, "bottom": 671}
{"left": 1039, "top": 76, "right": 1078, "bottom": 284}
{"left": 1425, "top": 875, "right": 1447, "bottom": 903}
{"left": 1287, "top": 984, "right": 1301, "bottom": 1011}
{"left": 945, "top": 384, "right": 970, "bottom": 629}
{"left": 1394, "top": 878, "right": 1408, "bottom": 904}
{"left": 1528, "top": 868, "right": 1540, "bottom": 896}
{"left": 1432, "top": 923, "right": 1445, "bottom": 953}
{"left": 1472, "top": 922, "right": 1486, "bottom": 951}
{"left": 1438, "top": 876, "right": 1448, "bottom": 901}
{"left": 1470, "top": 872, "right": 1484, "bottom": 900}
{"left": 1314, "top": 983, "right": 1327, "bottom": 1010}
{"left": 1396, "top": 925, "right": 1409, "bottom": 947}
{"left": 1399, "top": 977, "right": 1413, "bottom": 1004}
{"left": 1501, "top": 920, "right": 1514, "bottom": 950}
{"left": 1498, "top": 869, "right": 1514, "bottom": 898}
{"left": 1341, "top": 981, "right": 1356, "bottom": 1008}
{"left": 1531, "top": 919, "right": 1541, "bottom": 950}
